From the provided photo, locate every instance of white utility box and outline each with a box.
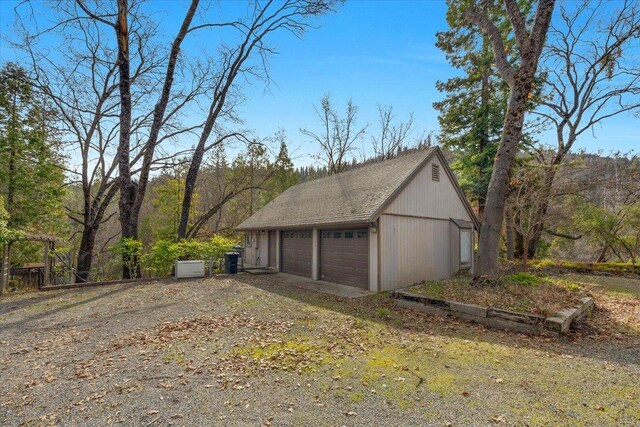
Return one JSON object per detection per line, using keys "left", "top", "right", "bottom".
{"left": 174, "top": 260, "right": 205, "bottom": 279}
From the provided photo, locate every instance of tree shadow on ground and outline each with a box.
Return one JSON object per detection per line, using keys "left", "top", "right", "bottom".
{"left": 0, "top": 284, "right": 141, "bottom": 332}
{"left": 233, "top": 273, "right": 640, "bottom": 368}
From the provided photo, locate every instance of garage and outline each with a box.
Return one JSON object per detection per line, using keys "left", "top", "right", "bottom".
{"left": 320, "top": 228, "right": 369, "bottom": 288}
{"left": 281, "top": 230, "right": 312, "bottom": 277}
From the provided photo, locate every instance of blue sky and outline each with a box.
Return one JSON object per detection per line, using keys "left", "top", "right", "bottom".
{"left": 1, "top": 0, "right": 638, "bottom": 167}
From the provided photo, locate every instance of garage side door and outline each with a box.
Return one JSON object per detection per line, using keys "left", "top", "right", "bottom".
{"left": 281, "top": 230, "right": 312, "bottom": 277}
{"left": 320, "top": 229, "right": 369, "bottom": 288}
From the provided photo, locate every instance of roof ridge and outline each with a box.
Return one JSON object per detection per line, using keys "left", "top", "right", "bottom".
{"left": 293, "top": 147, "right": 435, "bottom": 188}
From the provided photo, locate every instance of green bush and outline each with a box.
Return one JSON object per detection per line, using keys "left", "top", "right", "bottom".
{"left": 143, "top": 235, "right": 237, "bottom": 277}
{"left": 109, "top": 238, "right": 144, "bottom": 278}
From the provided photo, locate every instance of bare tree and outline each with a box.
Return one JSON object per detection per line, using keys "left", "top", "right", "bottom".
{"left": 506, "top": 160, "right": 552, "bottom": 268}
{"left": 463, "top": 0, "right": 556, "bottom": 277}
{"left": 14, "top": 0, "right": 207, "bottom": 279}
{"left": 524, "top": 0, "right": 640, "bottom": 258}
{"left": 12, "top": 0, "right": 158, "bottom": 281}
{"left": 371, "top": 105, "right": 414, "bottom": 160}
{"left": 176, "top": 0, "right": 336, "bottom": 239}
{"left": 75, "top": 0, "right": 215, "bottom": 277}
{"left": 301, "top": 93, "right": 366, "bottom": 175}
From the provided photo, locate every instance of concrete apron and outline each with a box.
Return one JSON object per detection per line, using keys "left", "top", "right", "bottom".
{"left": 276, "top": 272, "right": 372, "bottom": 298}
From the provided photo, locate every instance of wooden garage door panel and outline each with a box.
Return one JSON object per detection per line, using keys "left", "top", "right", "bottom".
{"left": 281, "top": 230, "right": 312, "bottom": 277}
{"left": 320, "top": 228, "right": 369, "bottom": 288}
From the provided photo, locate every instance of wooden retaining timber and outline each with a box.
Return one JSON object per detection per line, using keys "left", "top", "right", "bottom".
{"left": 391, "top": 290, "right": 594, "bottom": 337}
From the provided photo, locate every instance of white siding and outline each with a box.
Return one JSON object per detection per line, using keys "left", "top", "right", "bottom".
{"left": 379, "top": 215, "right": 451, "bottom": 291}
{"left": 384, "top": 156, "right": 473, "bottom": 222}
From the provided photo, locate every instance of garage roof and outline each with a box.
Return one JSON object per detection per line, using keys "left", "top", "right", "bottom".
{"left": 238, "top": 148, "right": 438, "bottom": 230}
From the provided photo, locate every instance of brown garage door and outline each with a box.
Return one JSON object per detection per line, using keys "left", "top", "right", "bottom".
{"left": 320, "top": 228, "right": 369, "bottom": 288}
{"left": 281, "top": 230, "right": 312, "bottom": 277}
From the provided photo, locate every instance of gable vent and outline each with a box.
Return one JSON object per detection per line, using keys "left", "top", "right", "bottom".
{"left": 432, "top": 163, "right": 440, "bottom": 181}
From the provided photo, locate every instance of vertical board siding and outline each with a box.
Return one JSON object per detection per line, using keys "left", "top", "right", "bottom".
{"left": 449, "top": 222, "right": 461, "bottom": 276}
{"left": 385, "top": 158, "right": 473, "bottom": 222}
{"left": 369, "top": 226, "right": 378, "bottom": 292}
{"left": 378, "top": 155, "right": 476, "bottom": 290}
{"left": 379, "top": 215, "right": 451, "bottom": 291}
{"left": 258, "top": 231, "right": 269, "bottom": 267}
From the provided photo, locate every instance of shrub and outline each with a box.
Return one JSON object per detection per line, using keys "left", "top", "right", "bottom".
{"left": 143, "top": 236, "right": 237, "bottom": 277}
{"left": 109, "top": 238, "right": 144, "bottom": 278}
{"left": 142, "top": 240, "right": 179, "bottom": 276}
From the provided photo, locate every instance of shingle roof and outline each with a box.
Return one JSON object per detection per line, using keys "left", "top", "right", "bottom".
{"left": 237, "top": 148, "right": 436, "bottom": 230}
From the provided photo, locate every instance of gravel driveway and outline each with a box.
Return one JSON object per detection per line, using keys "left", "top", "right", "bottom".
{"left": 1, "top": 274, "right": 639, "bottom": 426}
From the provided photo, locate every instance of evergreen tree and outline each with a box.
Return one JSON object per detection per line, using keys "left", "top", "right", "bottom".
{"left": 264, "top": 131, "right": 299, "bottom": 202}
{"left": 433, "top": 2, "right": 517, "bottom": 219}
{"left": 0, "top": 63, "right": 66, "bottom": 235}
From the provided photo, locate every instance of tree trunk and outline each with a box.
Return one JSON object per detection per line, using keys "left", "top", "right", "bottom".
{"left": 177, "top": 132, "right": 209, "bottom": 239}
{"left": 522, "top": 235, "right": 530, "bottom": 270}
{"left": 128, "top": 0, "right": 200, "bottom": 244}
{"left": 76, "top": 224, "right": 99, "bottom": 283}
{"left": 7, "top": 92, "right": 17, "bottom": 227}
{"left": 596, "top": 245, "right": 608, "bottom": 262}
{"left": 478, "top": 82, "right": 530, "bottom": 276}
{"left": 477, "top": 51, "right": 490, "bottom": 222}
{"left": 115, "top": 0, "right": 137, "bottom": 279}
{"left": 505, "top": 207, "right": 515, "bottom": 260}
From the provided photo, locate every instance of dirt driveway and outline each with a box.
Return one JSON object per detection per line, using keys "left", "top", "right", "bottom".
{"left": 1, "top": 274, "right": 639, "bottom": 426}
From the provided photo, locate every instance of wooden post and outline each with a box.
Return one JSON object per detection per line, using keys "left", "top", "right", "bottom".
{"left": 43, "top": 241, "right": 51, "bottom": 288}
{"left": 1, "top": 243, "right": 10, "bottom": 294}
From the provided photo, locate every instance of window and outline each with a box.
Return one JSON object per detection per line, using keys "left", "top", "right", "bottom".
{"left": 333, "top": 231, "right": 342, "bottom": 238}
{"left": 344, "top": 231, "right": 354, "bottom": 239}
{"left": 322, "top": 231, "right": 331, "bottom": 238}
{"left": 460, "top": 229, "right": 472, "bottom": 268}
{"left": 245, "top": 232, "right": 252, "bottom": 247}
{"left": 432, "top": 163, "right": 440, "bottom": 181}
{"left": 356, "top": 231, "right": 367, "bottom": 238}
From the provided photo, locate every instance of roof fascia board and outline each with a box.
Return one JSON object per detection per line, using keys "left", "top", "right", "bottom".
{"left": 437, "top": 150, "right": 481, "bottom": 230}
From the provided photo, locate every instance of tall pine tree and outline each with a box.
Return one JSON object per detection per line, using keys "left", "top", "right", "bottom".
{"left": 0, "top": 63, "right": 65, "bottom": 234}
{"left": 433, "top": 2, "right": 517, "bottom": 220}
